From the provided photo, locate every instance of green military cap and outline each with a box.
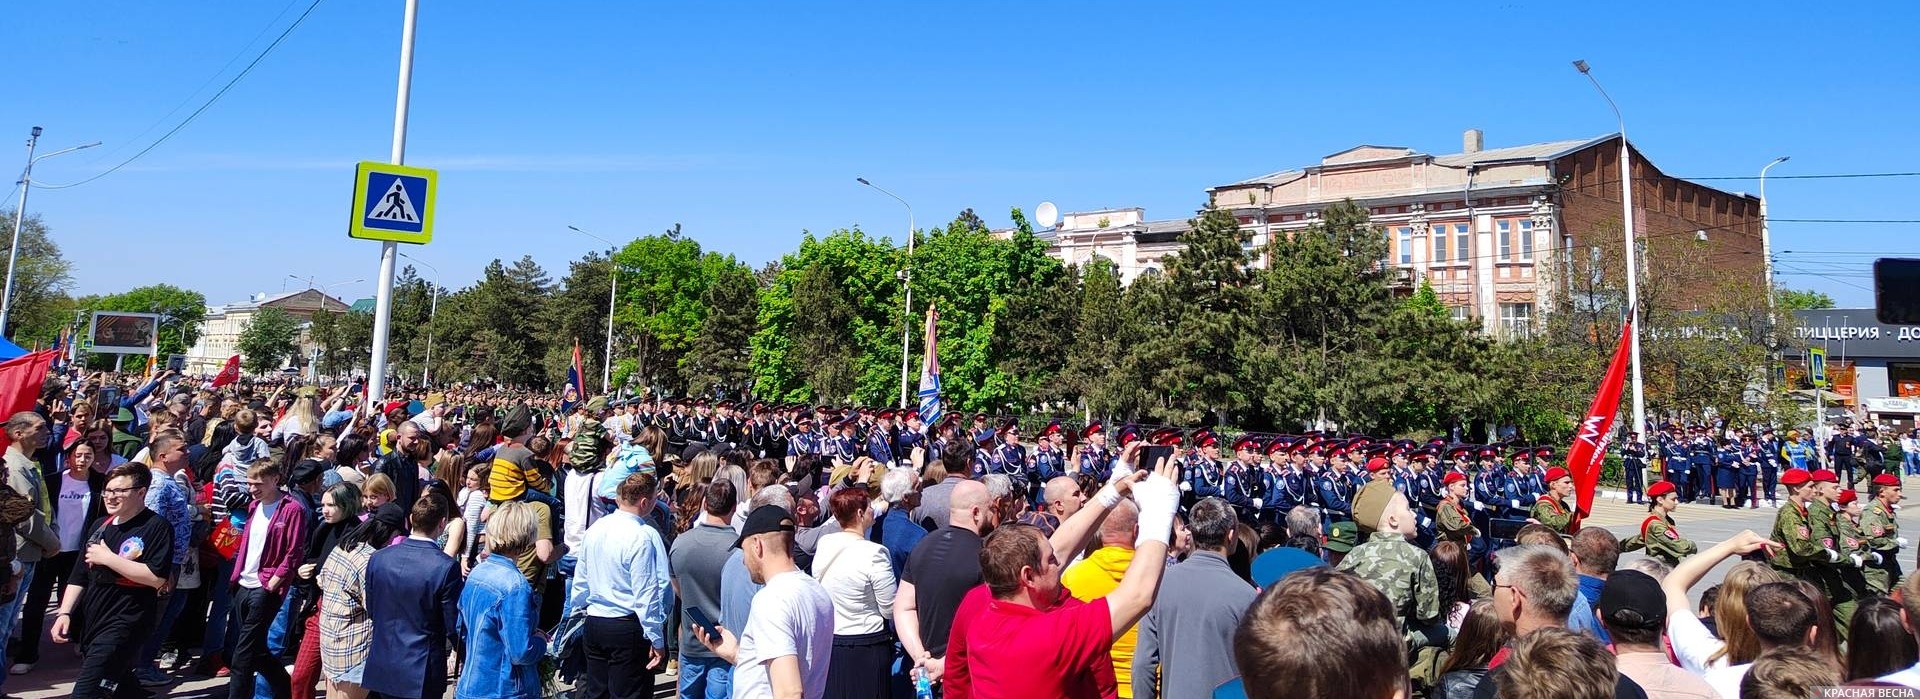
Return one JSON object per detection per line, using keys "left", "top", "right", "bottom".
{"left": 1325, "top": 521, "right": 1360, "bottom": 553}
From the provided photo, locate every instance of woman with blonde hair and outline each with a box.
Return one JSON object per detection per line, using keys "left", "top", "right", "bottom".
{"left": 1660, "top": 530, "right": 1787, "bottom": 677}
{"left": 276, "top": 391, "right": 323, "bottom": 441}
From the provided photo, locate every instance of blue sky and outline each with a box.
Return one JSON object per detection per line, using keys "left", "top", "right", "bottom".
{"left": 6, "top": 0, "right": 1916, "bottom": 307}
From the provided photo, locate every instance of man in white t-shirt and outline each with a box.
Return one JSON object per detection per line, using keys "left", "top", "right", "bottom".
{"left": 695, "top": 505, "right": 832, "bottom": 699}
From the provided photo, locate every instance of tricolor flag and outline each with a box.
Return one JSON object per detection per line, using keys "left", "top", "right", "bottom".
{"left": 561, "top": 340, "right": 584, "bottom": 413}
{"left": 1568, "top": 311, "right": 1635, "bottom": 526}
{"left": 49, "top": 328, "right": 64, "bottom": 371}
{"left": 917, "top": 305, "right": 942, "bottom": 428}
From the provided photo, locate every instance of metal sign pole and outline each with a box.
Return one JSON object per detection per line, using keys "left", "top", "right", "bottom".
{"left": 366, "top": 0, "right": 419, "bottom": 408}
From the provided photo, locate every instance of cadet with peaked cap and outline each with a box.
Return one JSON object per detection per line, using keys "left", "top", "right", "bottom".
{"left": 1529, "top": 467, "right": 1578, "bottom": 535}
{"left": 1619, "top": 431, "right": 1649, "bottom": 504}
{"left": 968, "top": 429, "right": 1001, "bottom": 479}
{"left": 896, "top": 408, "right": 927, "bottom": 468}
{"left": 1261, "top": 438, "right": 1309, "bottom": 525}
{"left": 1033, "top": 420, "right": 1068, "bottom": 489}
{"left": 1076, "top": 422, "right": 1114, "bottom": 484}
{"left": 969, "top": 413, "right": 993, "bottom": 447}
{"left": 1222, "top": 435, "right": 1263, "bottom": 522}
{"left": 1314, "top": 446, "right": 1359, "bottom": 528}
{"left": 993, "top": 419, "right": 1031, "bottom": 496}
{"left": 1861, "top": 473, "right": 1906, "bottom": 593}
{"left": 866, "top": 410, "right": 897, "bottom": 465}
{"left": 1620, "top": 481, "right": 1697, "bottom": 566}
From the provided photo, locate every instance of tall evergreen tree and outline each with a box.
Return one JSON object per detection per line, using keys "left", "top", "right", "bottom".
{"left": 1156, "top": 206, "right": 1254, "bottom": 424}
{"left": 682, "top": 260, "right": 760, "bottom": 395}
{"left": 789, "top": 265, "right": 860, "bottom": 402}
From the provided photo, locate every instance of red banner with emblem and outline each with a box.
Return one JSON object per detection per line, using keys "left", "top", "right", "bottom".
{"left": 1569, "top": 314, "right": 1634, "bottom": 520}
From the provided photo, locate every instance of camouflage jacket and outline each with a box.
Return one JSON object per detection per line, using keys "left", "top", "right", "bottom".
{"left": 1336, "top": 531, "right": 1440, "bottom": 633}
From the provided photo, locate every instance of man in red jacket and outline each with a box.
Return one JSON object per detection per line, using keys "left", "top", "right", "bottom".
{"left": 227, "top": 459, "right": 309, "bottom": 699}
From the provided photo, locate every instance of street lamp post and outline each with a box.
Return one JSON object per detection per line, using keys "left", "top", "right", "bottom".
{"left": 1573, "top": 59, "right": 1647, "bottom": 441}
{"left": 568, "top": 225, "right": 618, "bottom": 394}
{"left": 4, "top": 128, "right": 101, "bottom": 337}
{"left": 398, "top": 252, "right": 440, "bottom": 386}
{"left": 857, "top": 177, "right": 914, "bottom": 409}
{"left": 1759, "top": 156, "right": 1789, "bottom": 302}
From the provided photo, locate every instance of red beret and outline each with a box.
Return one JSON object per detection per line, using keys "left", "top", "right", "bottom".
{"left": 1543, "top": 466, "right": 1570, "bottom": 483}
{"left": 1442, "top": 472, "right": 1467, "bottom": 486}
{"left": 1780, "top": 469, "right": 1811, "bottom": 486}
{"left": 1365, "top": 457, "right": 1389, "bottom": 472}
{"left": 1837, "top": 489, "right": 1858, "bottom": 505}
{"left": 1646, "top": 481, "right": 1676, "bottom": 498}
{"left": 1811, "top": 469, "right": 1839, "bottom": 483}
{"left": 1873, "top": 473, "right": 1901, "bottom": 487}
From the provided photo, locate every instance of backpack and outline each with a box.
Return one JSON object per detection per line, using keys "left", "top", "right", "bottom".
{"left": 568, "top": 418, "right": 607, "bottom": 473}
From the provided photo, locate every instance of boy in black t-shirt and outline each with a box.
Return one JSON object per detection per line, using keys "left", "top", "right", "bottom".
{"left": 51, "top": 463, "right": 173, "bottom": 699}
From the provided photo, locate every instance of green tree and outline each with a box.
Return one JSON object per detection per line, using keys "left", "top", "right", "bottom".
{"left": 1155, "top": 206, "right": 1255, "bottom": 423}
{"left": 788, "top": 265, "right": 860, "bottom": 401}
{"left": 1062, "top": 258, "right": 1126, "bottom": 415}
{"left": 0, "top": 210, "right": 75, "bottom": 347}
{"left": 1776, "top": 287, "right": 1835, "bottom": 311}
{"left": 308, "top": 309, "right": 373, "bottom": 377}
{"left": 543, "top": 253, "right": 614, "bottom": 392}
{"left": 236, "top": 306, "right": 301, "bottom": 374}
{"left": 434, "top": 256, "right": 553, "bottom": 386}
{"left": 751, "top": 228, "right": 901, "bottom": 404}
{"left": 612, "top": 233, "right": 718, "bottom": 392}
{"left": 682, "top": 259, "right": 760, "bottom": 395}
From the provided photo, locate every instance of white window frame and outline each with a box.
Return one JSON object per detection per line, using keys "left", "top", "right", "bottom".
{"left": 1519, "top": 219, "right": 1534, "bottom": 260}
{"left": 1454, "top": 224, "right": 1470, "bottom": 264}
{"left": 1500, "top": 302, "right": 1534, "bottom": 337}
{"left": 1497, "top": 220, "right": 1512, "bottom": 260}
{"left": 1397, "top": 227, "right": 1413, "bottom": 265}
{"left": 1432, "top": 226, "right": 1448, "bottom": 263}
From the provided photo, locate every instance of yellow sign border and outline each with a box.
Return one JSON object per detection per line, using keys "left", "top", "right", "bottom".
{"left": 1808, "top": 347, "right": 1828, "bottom": 387}
{"left": 348, "top": 161, "right": 437, "bottom": 244}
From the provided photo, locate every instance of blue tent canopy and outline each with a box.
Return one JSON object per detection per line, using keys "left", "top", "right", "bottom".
{"left": 0, "top": 337, "right": 27, "bottom": 361}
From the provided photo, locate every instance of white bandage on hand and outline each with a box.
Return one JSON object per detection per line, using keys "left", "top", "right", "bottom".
{"left": 1131, "top": 472, "right": 1181, "bottom": 548}
{"left": 1092, "top": 484, "right": 1123, "bottom": 510}
{"left": 1900, "top": 537, "right": 1911, "bottom": 549}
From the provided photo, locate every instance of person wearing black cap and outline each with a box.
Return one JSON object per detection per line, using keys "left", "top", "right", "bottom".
{"left": 993, "top": 420, "right": 1030, "bottom": 495}
{"left": 693, "top": 506, "right": 833, "bottom": 699}
{"left": 1602, "top": 569, "right": 1717, "bottom": 697}
{"left": 1032, "top": 422, "right": 1067, "bottom": 502}
{"left": 865, "top": 411, "right": 896, "bottom": 466}
{"left": 969, "top": 430, "right": 1003, "bottom": 480}
{"left": 897, "top": 410, "right": 926, "bottom": 469}
{"left": 1686, "top": 427, "right": 1715, "bottom": 503}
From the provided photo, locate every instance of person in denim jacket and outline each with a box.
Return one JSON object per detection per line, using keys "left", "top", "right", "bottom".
{"left": 456, "top": 502, "right": 546, "bottom": 699}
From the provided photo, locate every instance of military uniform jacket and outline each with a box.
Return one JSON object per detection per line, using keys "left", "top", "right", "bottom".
{"left": 1269, "top": 466, "right": 1313, "bottom": 513}
{"left": 1076, "top": 446, "right": 1113, "bottom": 482}
{"left": 1033, "top": 445, "right": 1066, "bottom": 481}
{"left": 866, "top": 429, "right": 895, "bottom": 464}
{"left": 1770, "top": 500, "right": 1839, "bottom": 573}
{"left": 1185, "top": 454, "right": 1223, "bottom": 499}
{"left": 1221, "top": 461, "right": 1258, "bottom": 513}
{"left": 995, "top": 443, "right": 1030, "bottom": 482}
{"left": 1621, "top": 442, "right": 1648, "bottom": 467}
{"left": 788, "top": 431, "right": 822, "bottom": 457}
{"left": 1316, "top": 469, "right": 1355, "bottom": 521}
{"left": 1530, "top": 496, "right": 1575, "bottom": 534}
{"left": 1864, "top": 500, "right": 1901, "bottom": 556}
{"left": 1335, "top": 532, "right": 1441, "bottom": 634}
{"left": 1437, "top": 497, "right": 1476, "bottom": 542}
{"left": 1631, "top": 513, "right": 1697, "bottom": 566}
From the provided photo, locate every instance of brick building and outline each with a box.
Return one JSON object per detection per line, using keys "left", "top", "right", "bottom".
{"left": 1041, "top": 130, "right": 1765, "bottom": 335}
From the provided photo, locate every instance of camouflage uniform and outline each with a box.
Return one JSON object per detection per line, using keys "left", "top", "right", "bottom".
{"left": 1774, "top": 500, "right": 1856, "bottom": 639}
{"left": 1336, "top": 531, "right": 1441, "bottom": 641}
{"left": 1624, "top": 513, "right": 1697, "bottom": 567}
{"left": 1863, "top": 499, "right": 1904, "bottom": 594}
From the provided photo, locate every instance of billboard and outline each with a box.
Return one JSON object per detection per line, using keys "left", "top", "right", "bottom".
{"left": 89, "top": 311, "right": 161, "bottom": 355}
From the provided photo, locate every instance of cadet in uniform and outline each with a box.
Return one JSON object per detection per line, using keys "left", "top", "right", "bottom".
{"left": 1529, "top": 466, "right": 1578, "bottom": 535}
{"left": 1835, "top": 489, "right": 1878, "bottom": 602}
{"left": 1437, "top": 472, "right": 1478, "bottom": 543}
{"left": 1181, "top": 429, "right": 1224, "bottom": 504}
{"left": 1075, "top": 422, "right": 1113, "bottom": 483}
{"left": 1316, "top": 447, "right": 1358, "bottom": 528}
{"left": 1863, "top": 473, "right": 1906, "bottom": 594}
{"left": 1224, "top": 435, "right": 1263, "bottom": 523}
{"left": 896, "top": 409, "right": 927, "bottom": 468}
{"left": 969, "top": 430, "right": 1000, "bottom": 479}
{"left": 1033, "top": 421, "right": 1068, "bottom": 486}
{"left": 1620, "top": 433, "right": 1648, "bottom": 504}
{"left": 1687, "top": 426, "right": 1716, "bottom": 502}
{"left": 993, "top": 420, "right": 1029, "bottom": 494}
{"left": 1755, "top": 428, "right": 1782, "bottom": 507}
{"left": 1623, "top": 481, "right": 1696, "bottom": 566}
{"left": 1772, "top": 469, "right": 1857, "bottom": 638}
{"left": 1259, "top": 439, "right": 1303, "bottom": 525}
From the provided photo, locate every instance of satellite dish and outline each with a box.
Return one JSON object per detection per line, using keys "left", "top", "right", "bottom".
{"left": 1035, "top": 201, "right": 1059, "bottom": 229}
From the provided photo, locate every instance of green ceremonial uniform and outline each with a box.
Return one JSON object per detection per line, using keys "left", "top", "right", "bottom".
{"left": 1437, "top": 498, "right": 1477, "bottom": 543}
{"left": 1337, "top": 531, "right": 1443, "bottom": 642}
{"left": 1863, "top": 499, "right": 1904, "bottom": 594}
{"left": 1530, "top": 496, "right": 1574, "bottom": 535}
{"left": 1837, "top": 512, "right": 1877, "bottom": 600}
{"left": 1800, "top": 501, "right": 1859, "bottom": 638}
{"left": 1626, "top": 513, "right": 1698, "bottom": 567}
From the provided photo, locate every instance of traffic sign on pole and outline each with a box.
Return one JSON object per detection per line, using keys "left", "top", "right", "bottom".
{"left": 1809, "top": 347, "right": 1827, "bottom": 387}
{"left": 349, "top": 161, "right": 437, "bottom": 244}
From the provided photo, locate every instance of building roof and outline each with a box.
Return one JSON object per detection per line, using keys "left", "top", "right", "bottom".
{"left": 1221, "top": 134, "right": 1614, "bottom": 188}
{"left": 350, "top": 298, "right": 376, "bottom": 313}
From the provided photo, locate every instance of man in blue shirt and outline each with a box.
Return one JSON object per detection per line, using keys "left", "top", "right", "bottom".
{"left": 568, "top": 472, "right": 673, "bottom": 699}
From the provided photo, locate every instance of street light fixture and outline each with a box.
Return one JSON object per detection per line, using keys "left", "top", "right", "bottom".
{"left": 397, "top": 251, "right": 440, "bottom": 386}
{"left": 858, "top": 177, "right": 915, "bottom": 409}
{"left": 568, "top": 224, "right": 619, "bottom": 394}
{"left": 2, "top": 128, "right": 101, "bottom": 337}
{"left": 1572, "top": 59, "right": 1648, "bottom": 446}
{"left": 1759, "top": 156, "right": 1789, "bottom": 301}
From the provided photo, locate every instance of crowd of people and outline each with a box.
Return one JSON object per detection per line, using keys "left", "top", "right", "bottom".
{"left": 2, "top": 367, "right": 1919, "bottom": 699}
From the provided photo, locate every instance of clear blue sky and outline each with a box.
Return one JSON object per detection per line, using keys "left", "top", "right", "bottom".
{"left": 7, "top": 0, "right": 1916, "bottom": 307}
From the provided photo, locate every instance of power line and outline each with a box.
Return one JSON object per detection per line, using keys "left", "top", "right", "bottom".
{"left": 32, "top": 0, "right": 327, "bottom": 190}
{"left": 1675, "top": 172, "right": 1920, "bottom": 181}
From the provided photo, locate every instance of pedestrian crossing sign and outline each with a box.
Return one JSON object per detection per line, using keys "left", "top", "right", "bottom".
{"left": 1809, "top": 347, "right": 1827, "bottom": 387}
{"left": 349, "top": 161, "right": 437, "bottom": 244}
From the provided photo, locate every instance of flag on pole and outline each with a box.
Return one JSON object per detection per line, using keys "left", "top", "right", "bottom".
{"left": 1568, "top": 311, "right": 1635, "bottom": 524}
{"left": 917, "top": 305, "right": 943, "bottom": 428}
{"left": 49, "top": 327, "right": 65, "bottom": 371}
{"left": 562, "top": 340, "right": 584, "bottom": 413}
{"left": 210, "top": 355, "right": 242, "bottom": 389}
{"left": 0, "top": 351, "right": 57, "bottom": 452}
{"left": 144, "top": 354, "right": 157, "bottom": 380}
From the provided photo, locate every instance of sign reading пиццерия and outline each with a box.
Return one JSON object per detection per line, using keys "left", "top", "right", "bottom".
{"left": 348, "top": 161, "right": 436, "bottom": 244}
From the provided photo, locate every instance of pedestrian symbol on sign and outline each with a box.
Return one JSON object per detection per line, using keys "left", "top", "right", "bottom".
{"left": 348, "top": 161, "right": 436, "bottom": 244}
{"left": 370, "top": 179, "right": 419, "bottom": 223}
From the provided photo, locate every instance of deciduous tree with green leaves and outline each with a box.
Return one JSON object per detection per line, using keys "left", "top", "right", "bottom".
{"left": 236, "top": 306, "right": 301, "bottom": 374}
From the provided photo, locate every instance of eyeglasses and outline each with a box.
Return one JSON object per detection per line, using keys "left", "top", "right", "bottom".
{"left": 103, "top": 486, "right": 147, "bottom": 497}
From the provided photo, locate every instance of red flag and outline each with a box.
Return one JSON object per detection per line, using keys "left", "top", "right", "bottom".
{"left": 0, "top": 351, "right": 57, "bottom": 452}
{"left": 210, "top": 354, "right": 242, "bottom": 389}
{"left": 1569, "top": 315, "right": 1635, "bottom": 522}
